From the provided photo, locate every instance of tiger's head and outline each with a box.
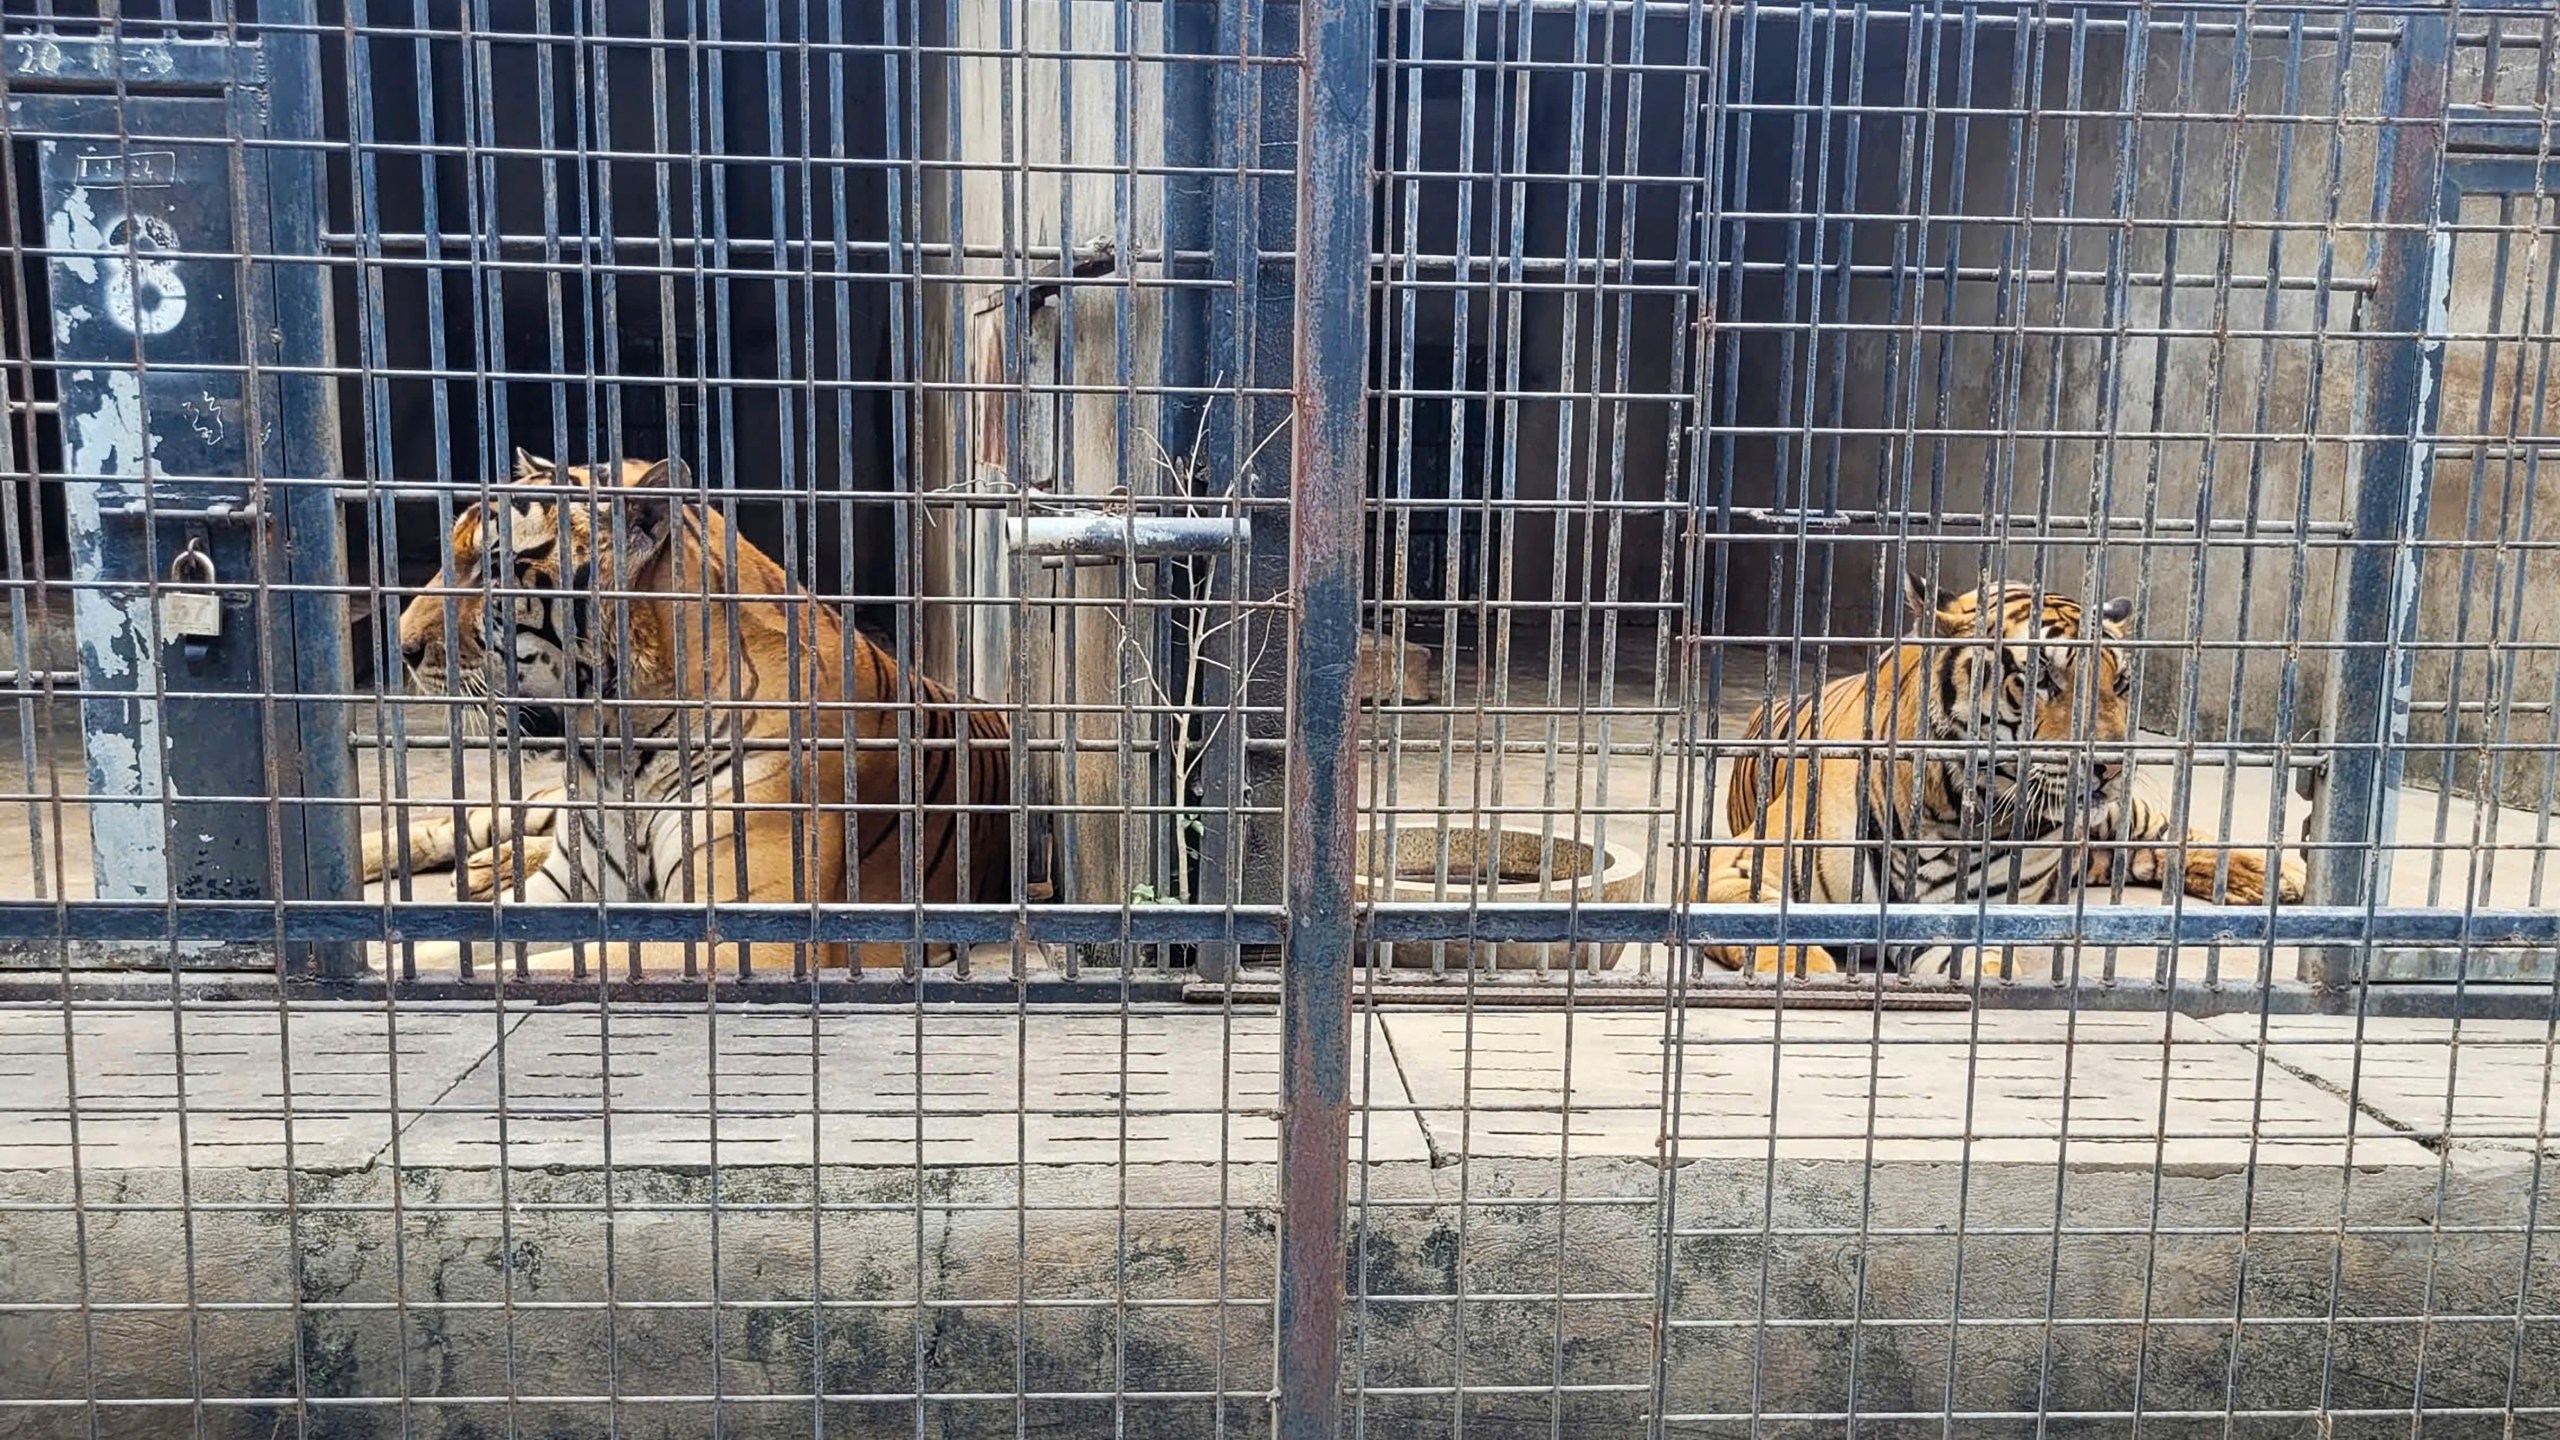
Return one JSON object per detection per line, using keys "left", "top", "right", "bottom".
{"left": 395, "top": 449, "right": 689, "bottom": 737}
{"left": 1905, "top": 573, "right": 2137, "bottom": 826}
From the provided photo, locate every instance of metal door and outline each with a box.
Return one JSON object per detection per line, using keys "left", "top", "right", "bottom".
{"left": 3, "top": 18, "right": 353, "bottom": 969}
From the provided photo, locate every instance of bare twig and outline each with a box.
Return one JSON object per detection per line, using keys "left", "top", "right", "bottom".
{"left": 1084, "top": 395, "right": 1289, "bottom": 901}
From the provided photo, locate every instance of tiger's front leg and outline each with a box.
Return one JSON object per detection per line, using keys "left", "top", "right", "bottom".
{"left": 458, "top": 834, "right": 559, "bottom": 900}
{"left": 1689, "top": 840, "right": 1840, "bottom": 976}
{"left": 2085, "top": 798, "right": 2307, "bottom": 905}
{"left": 376, "top": 832, "right": 579, "bottom": 976}
{"left": 360, "top": 783, "right": 568, "bottom": 886}
{"left": 393, "top": 807, "right": 847, "bottom": 978}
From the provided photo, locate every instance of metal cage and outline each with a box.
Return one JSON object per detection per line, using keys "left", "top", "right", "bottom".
{"left": 3, "top": 0, "right": 2560, "bottom": 1435}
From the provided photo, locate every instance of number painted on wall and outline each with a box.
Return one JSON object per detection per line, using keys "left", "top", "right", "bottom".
{"left": 100, "top": 215, "right": 188, "bottom": 338}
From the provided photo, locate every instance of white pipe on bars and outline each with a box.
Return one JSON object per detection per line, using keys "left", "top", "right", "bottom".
{"left": 1003, "top": 513, "right": 1251, "bottom": 559}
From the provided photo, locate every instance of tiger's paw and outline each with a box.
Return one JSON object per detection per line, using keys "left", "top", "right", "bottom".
{"left": 461, "top": 836, "right": 554, "bottom": 901}
{"left": 2194, "top": 848, "right": 2306, "bottom": 906}
{"left": 1970, "top": 951, "right": 2025, "bottom": 981}
{"left": 1700, "top": 943, "right": 1839, "bottom": 977}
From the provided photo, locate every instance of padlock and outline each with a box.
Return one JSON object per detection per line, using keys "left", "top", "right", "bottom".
{"left": 159, "top": 538, "right": 221, "bottom": 642}
{"left": 160, "top": 590, "right": 220, "bottom": 640}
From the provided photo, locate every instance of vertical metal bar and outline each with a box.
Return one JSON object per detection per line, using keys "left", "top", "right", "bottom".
{"left": 255, "top": 0, "right": 358, "bottom": 975}
{"left": 1161, "top": 0, "right": 1216, "bottom": 456}
{"left": 1275, "top": 0, "right": 1373, "bottom": 1432}
{"left": 2470, "top": 116, "right": 2560, "bottom": 921}
{"left": 2306, "top": 11, "right": 2453, "bottom": 995}
{"left": 0, "top": 44, "right": 61, "bottom": 929}
{"left": 2264, "top": 3, "right": 2363, "bottom": 1005}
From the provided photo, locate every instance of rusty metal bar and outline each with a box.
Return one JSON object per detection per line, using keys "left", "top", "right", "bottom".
{"left": 1273, "top": 0, "right": 1374, "bottom": 1430}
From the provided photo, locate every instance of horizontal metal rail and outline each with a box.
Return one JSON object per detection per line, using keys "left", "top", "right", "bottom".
{"left": 1, "top": 900, "right": 2553, "bottom": 950}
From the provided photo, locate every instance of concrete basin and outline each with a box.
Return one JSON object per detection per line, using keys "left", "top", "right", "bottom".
{"left": 1352, "top": 820, "right": 1648, "bottom": 971}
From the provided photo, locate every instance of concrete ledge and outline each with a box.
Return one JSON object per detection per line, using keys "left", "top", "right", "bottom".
{"left": 3, "top": 1005, "right": 2557, "bottom": 1437}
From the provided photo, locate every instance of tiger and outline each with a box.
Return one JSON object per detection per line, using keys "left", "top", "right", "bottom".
{"left": 1689, "top": 574, "right": 2307, "bottom": 978}
{"left": 360, "top": 449, "right": 1014, "bottom": 973}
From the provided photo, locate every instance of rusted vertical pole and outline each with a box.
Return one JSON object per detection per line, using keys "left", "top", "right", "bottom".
{"left": 1274, "top": 0, "right": 1372, "bottom": 1428}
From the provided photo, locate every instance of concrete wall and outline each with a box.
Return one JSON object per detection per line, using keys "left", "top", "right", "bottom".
{"left": 1789, "top": 21, "right": 2557, "bottom": 811}
{"left": 2410, "top": 174, "right": 2560, "bottom": 813}
{"left": 920, "top": 0, "right": 1173, "bottom": 903}
{"left": 1471, "top": 16, "right": 2559, "bottom": 813}
{"left": 7, "top": 1156, "right": 2557, "bottom": 1438}
{"left": 1737, "top": 25, "right": 2371, "bottom": 680}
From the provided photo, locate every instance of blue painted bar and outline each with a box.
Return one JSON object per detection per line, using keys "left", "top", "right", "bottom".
{"left": 255, "top": 0, "right": 362, "bottom": 977}
{"left": 2305, "top": 11, "right": 2451, "bottom": 991}
{"left": 2, "top": 900, "right": 2557, "bottom": 951}
{"left": 1278, "top": 0, "right": 1374, "bottom": 1430}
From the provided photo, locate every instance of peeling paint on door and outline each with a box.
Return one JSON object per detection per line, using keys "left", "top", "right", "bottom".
{"left": 55, "top": 364, "right": 170, "bottom": 900}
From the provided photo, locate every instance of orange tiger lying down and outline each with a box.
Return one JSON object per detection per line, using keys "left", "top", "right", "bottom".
{"left": 361, "top": 452, "right": 1013, "bottom": 972}
{"left": 1690, "top": 576, "right": 2307, "bottom": 978}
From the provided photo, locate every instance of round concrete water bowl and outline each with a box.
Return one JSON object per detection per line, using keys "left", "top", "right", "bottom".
{"left": 1353, "top": 822, "right": 1648, "bottom": 972}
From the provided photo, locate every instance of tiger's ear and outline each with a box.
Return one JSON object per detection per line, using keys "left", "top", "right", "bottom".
{"left": 511, "top": 447, "right": 553, "bottom": 481}
{"left": 1902, "top": 570, "right": 1960, "bottom": 637}
{"left": 2097, "top": 595, "right": 2134, "bottom": 634}
{"left": 602, "top": 456, "right": 685, "bottom": 578}
{"left": 626, "top": 456, "right": 690, "bottom": 493}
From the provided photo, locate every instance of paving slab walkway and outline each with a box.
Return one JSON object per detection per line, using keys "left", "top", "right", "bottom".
{"left": 6, "top": 1003, "right": 2550, "bottom": 1176}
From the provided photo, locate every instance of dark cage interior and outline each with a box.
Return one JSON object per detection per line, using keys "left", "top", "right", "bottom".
{"left": 1365, "top": 10, "right": 2066, "bottom": 675}
{"left": 321, "top": 0, "right": 910, "bottom": 662}
{"left": 1, "top": 0, "right": 914, "bottom": 684}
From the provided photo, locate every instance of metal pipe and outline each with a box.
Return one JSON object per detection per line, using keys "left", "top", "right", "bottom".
{"left": 108, "top": 498, "right": 263, "bottom": 524}
{"left": 1275, "top": 0, "right": 1373, "bottom": 1428}
{"left": 1002, "top": 512, "right": 1251, "bottom": 558}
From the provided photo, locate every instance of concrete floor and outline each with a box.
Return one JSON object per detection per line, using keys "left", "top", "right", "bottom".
{"left": 2, "top": 1002, "right": 2547, "bottom": 1175}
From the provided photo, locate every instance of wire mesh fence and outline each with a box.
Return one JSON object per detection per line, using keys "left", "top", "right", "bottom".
{"left": 1, "top": 0, "right": 2558, "bottom": 1435}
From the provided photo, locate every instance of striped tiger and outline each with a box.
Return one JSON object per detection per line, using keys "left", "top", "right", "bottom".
{"left": 1690, "top": 575, "right": 2306, "bottom": 977}
{"left": 360, "top": 450, "right": 1014, "bottom": 972}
